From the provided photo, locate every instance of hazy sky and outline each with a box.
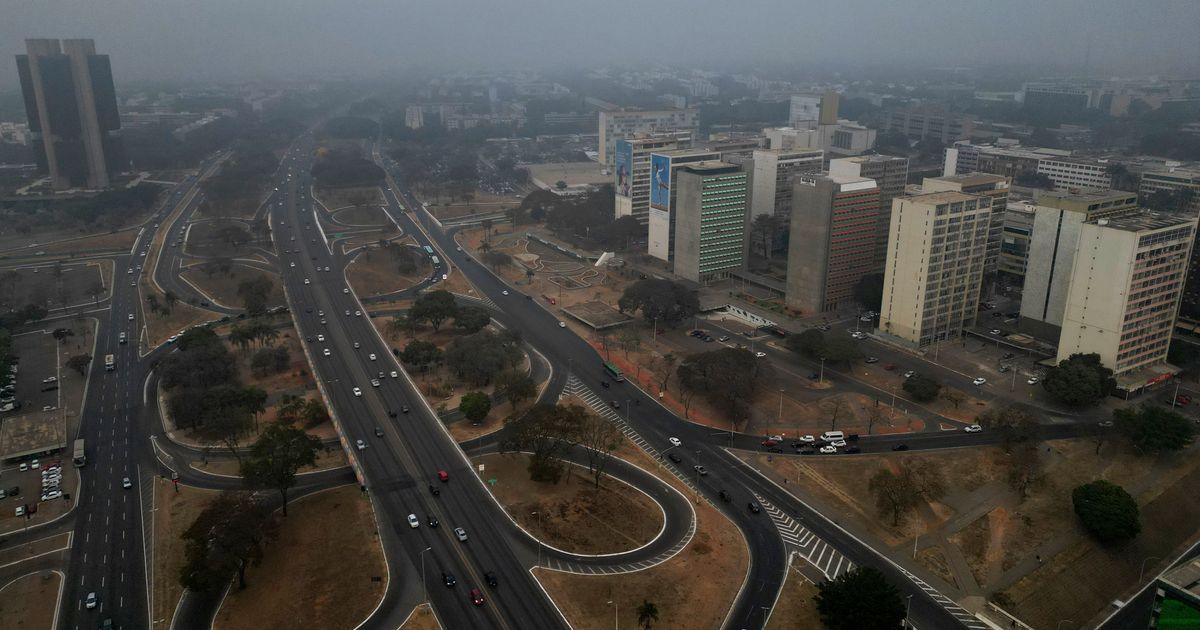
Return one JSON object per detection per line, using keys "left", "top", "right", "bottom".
{"left": 4, "top": 0, "right": 1199, "bottom": 87}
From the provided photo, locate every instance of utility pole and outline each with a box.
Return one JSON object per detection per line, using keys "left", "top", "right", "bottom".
{"left": 819, "top": 358, "right": 825, "bottom": 384}
{"left": 777, "top": 389, "right": 784, "bottom": 424}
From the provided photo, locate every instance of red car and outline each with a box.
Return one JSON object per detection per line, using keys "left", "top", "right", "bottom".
{"left": 470, "top": 588, "right": 485, "bottom": 606}
{"left": 761, "top": 439, "right": 779, "bottom": 447}
{"left": 437, "top": 470, "right": 449, "bottom": 482}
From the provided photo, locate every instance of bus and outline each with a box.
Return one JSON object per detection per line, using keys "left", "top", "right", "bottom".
{"left": 104, "top": 354, "right": 115, "bottom": 371}
{"left": 603, "top": 362, "right": 625, "bottom": 382}
{"left": 72, "top": 438, "right": 86, "bottom": 467}
{"left": 423, "top": 245, "right": 434, "bottom": 255}
{"left": 431, "top": 256, "right": 440, "bottom": 267}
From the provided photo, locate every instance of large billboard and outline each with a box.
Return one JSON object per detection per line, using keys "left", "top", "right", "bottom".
{"left": 650, "top": 153, "right": 670, "bottom": 210}
{"left": 614, "top": 139, "right": 633, "bottom": 199}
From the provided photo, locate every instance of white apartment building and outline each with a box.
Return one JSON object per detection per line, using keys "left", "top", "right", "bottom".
{"left": 748, "top": 148, "right": 824, "bottom": 223}
{"left": 598, "top": 109, "right": 700, "bottom": 166}
{"left": 878, "top": 191, "right": 993, "bottom": 348}
{"left": 1036, "top": 157, "right": 1114, "bottom": 192}
{"left": 1057, "top": 213, "right": 1196, "bottom": 386}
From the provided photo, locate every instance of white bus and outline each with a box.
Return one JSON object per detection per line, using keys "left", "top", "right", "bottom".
{"left": 104, "top": 354, "right": 115, "bottom": 371}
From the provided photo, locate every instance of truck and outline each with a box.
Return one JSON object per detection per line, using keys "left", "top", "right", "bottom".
{"left": 73, "top": 438, "right": 86, "bottom": 467}
{"left": 104, "top": 354, "right": 115, "bottom": 371}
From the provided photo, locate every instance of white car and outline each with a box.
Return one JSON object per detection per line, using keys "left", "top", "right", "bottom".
{"left": 1027, "top": 377, "right": 1040, "bottom": 385}
{"left": 972, "top": 377, "right": 987, "bottom": 386}
{"left": 325, "top": 266, "right": 331, "bottom": 272}
{"left": 830, "top": 439, "right": 847, "bottom": 447}
{"left": 798, "top": 435, "right": 815, "bottom": 443}
{"left": 352, "top": 387, "right": 362, "bottom": 397}
{"left": 964, "top": 424, "right": 983, "bottom": 433}
{"left": 304, "top": 278, "right": 311, "bottom": 285}
{"left": 371, "top": 379, "right": 380, "bottom": 387}
{"left": 668, "top": 437, "right": 682, "bottom": 447}
{"left": 819, "top": 445, "right": 838, "bottom": 454}
{"left": 369, "top": 353, "right": 377, "bottom": 361}
{"left": 353, "top": 342, "right": 361, "bottom": 349}
{"left": 342, "top": 288, "right": 350, "bottom": 294}
{"left": 990, "top": 329, "right": 1002, "bottom": 335}
{"left": 122, "top": 477, "right": 133, "bottom": 489}
{"left": 127, "top": 268, "right": 133, "bottom": 274}
{"left": 501, "top": 290, "right": 509, "bottom": 296}
{"left": 407, "top": 514, "right": 419, "bottom": 528}
{"left": 289, "top": 262, "right": 296, "bottom": 268}
{"left": 390, "top": 371, "right": 399, "bottom": 378}
{"left": 317, "top": 334, "right": 325, "bottom": 342}
{"left": 755, "top": 351, "right": 767, "bottom": 358}
{"left": 85, "top": 592, "right": 97, "bottom": 609}
{"left": 128, "top": 313, "right": 135, "bottom": 321}
{"left": 355, "top": 439, "right": 366, "bottom": 450}
{"left": 558, "top": 321, "right": 566, "bottom": 328}
{"left": 322, "top": 348, "right": 331, "bottom": 357}
{"left": 354, "top": 310, "right": 362, "bottom": 317}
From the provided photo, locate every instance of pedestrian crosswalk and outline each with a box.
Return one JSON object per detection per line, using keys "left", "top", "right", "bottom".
{"left": 897, "top": 565, "right": 989, "bottom": 629}
{"left": 755, "top": 494, "right": 854, "bottom": 581}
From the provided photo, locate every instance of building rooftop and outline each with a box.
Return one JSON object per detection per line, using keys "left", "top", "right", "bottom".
{"left": 932, "top": 172, "right": 1008, "bottom": 187}
{"left": 907, "top": 191, "right": 983, "bottom": 205}
{"left": 824, "top": 173, "right": 877, "bottom": 188}
{"left": 1040, "top": 188, "right": 1138, "bottom": 203}
{"left": 1088, "top": 211, "right": 1196, "bottom": 232}
{"left": 681, "top": 160, "right": 739, "bottom": 174}
{"left": 837, "top": 154, "right": 908, "bottom": 164}
{"left": 1161, "top": 557, "right": 1200, "bottom": 601}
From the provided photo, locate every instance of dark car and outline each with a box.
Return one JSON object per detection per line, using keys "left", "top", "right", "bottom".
{"left": 808, "top": 372, "right": 820, "bottom": 380}
{"left": 374, "top": 426, "right": 384, "bottom": 437}
{"left": 718, "top": 489, "right": 731, "bottom": 502}
{"left": 767, "top": 446, "right": 783, "bottom": 453}
{"left": 429, "top": 484, "right": 440, "bottom": 496}
{"left": 667, "top": 452, "right": 682, "bottom": 464}
{"left": 747, "top": 502, "right": 761, "bottom": 514}
{"left": 761, "top": 439, "right": 779, "bottom": 447}
{"left": 401, "top": 405, "right": 410, "bottom": 414}
{"left": 845, "top": 446, "right": 861, "bottom": 454}
{"left": 442, "top": 572, "right": 457, "bottom": 587}
{"left": 892, "top": 443, "right": 909, "bottom": 451}
{"left": 610, "top": 400, "right": 620, "bottom": 409}
{"left": 484, "top": 571, "right": 498, "bottom": 588}
{"left": 428, "top": 515, "right": 439, "bottom": 527}
{"left": 388, "top": 410, "right": 398, "bottom": 418}
{"left": 470, "top": 588, "right": 485, "bottom": 606}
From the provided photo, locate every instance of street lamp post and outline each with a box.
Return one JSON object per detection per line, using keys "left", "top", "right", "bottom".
{"left": 420, "top": 546, "right": 432, "bottom": 604}
{"left": 607, "top": 600, "right": 618, "bottom": 630}
{"left": 777, "top": 389, "right": 784, "bottom": 424}
{"left": 904, "top": 595, "right": 913, "bottom": 629}
{"left": 819, "top": 357, "right": 825, "bottom": 384}
{"left": 1057, "top": 620, "right": 1074, "bottom": 630}
{"left": 532, "top": 511, "right": 543, "bottom": 566}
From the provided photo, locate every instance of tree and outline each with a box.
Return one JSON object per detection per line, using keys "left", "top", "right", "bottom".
{"left": 1113, "top": 404, "right": 1196, "bottom": 453}
{"left": 196, "top": 384, "right": 256, "bottom": 465}
{"left": 578, "top": 412, "right": 622, "bottom": 487}
{"left": 1042, "top": 353, "right": 1116, "bottom": 407}
{"left": 66, "top": 353, "right": 92, "bottom": 375}
{"left": 444, "top": 329, "right": 522, "bottom": 386}
{"left": 503, "top": 403, "right": 584, "bottom": 482}
{"left": 496, "top": 370, "right": 537, "bottom": 410}
{"left": 652, "top": 352, "right": 677, "bottom": 393}
{"left": 179, "top": 491, "right": 276, "bottom": 592}
{"left": 386, "top": 314, "right": 419, "bottom": 340}
{"left": 459, "top": 391, "right": 492, "bottom": 424}
{"left": 750, "top": 213, "right": 777, "bottom": 259}
{"left": 814, "top": 567, "right": 905, "bottom": 630}
{"left": 636, "top": 600, "right": 660, "bottom": 629}
{"left": 941, "top": 389, "right": 967, "bottom": 409}
{"left": 400, "top": 340, "right": 442, "bottom": 372}
{"left": 454, "top": 305, "right": 491, "bottom": 334}
{"left": 868, "top": 461, "right": 946, "bottom": 526}
{"left": 409, "top": 290, "right": 458, "bottom": 332}
{"left": 618, "top": 279, "right": 699, "bottom": 327}
{"left": 250, "top": 346, "right": 289, "bottom": 377}
{"left": 977, "top": 405, "right": 1039, "bottom": 453}
{"left": 176, "top": 326, "right": 219, "bottom": 352}
{"left": 240, "top": 424, "right": 321, "bottom": 517}
{"left": 853, "top": 273, "right": 885, "bottom": 313}
{"left": 483, "top": 250, "right": 513, "bottom": 270}
{"left": 1072, "top": 480, "right": 1140, "bottom": 545}
{"left": 236, "top": 276, "right": 274, "bottom": 317}
{"left": 785, "top": 329, "right": 826, "bottom": 359}
{"left": 676, "top": 348, "right": 770, "bottom": 422}
{"left": 164, "top": 290, "right": 179, "bottom": 313}
{"left": 822, "top": 337, "right": 863, "bottom": 367}
{"left": 902, "top": 374, "right": 941, "bottom": 403}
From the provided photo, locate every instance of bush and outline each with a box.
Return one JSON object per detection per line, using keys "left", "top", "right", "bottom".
{"left": 902, "top": 374, "right": 941, "bottom": 402}
{"left": 1072, "top": 480, "right": 1140, "bottom": 544}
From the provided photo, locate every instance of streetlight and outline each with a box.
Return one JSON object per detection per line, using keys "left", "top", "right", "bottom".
{"left": 419, "top": 546, "right": 432, "bottom": 604}
{"left": 904, "top": 594, "right": 913, "bottom": 629}
{"left": 1140, "top": 556, "right": 1161, "bottom": 582}
{"left": 532, "top": 511, "right": 543, "bottom": 566}
{"left": 777, "top": 389, "right": 784, "bottom": 424}
{"left": 606, "top": 600, "right": 618, "bottom": 630}
{"left": 819, "top": 357, "right": 825, "bottom": 384}
{"left": 1056, "top": 620, "right": 1074, "bottom": 630}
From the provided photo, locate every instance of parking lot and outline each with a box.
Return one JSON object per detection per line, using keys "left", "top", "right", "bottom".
{"left": 0, "top": 457, "right": 77, "bottom": 534}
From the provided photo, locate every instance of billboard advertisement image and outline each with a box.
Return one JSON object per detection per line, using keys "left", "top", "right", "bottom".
{"left": 650, "top": 153, "right": 670, "bottom": 210}
{"left": 615, "top": 140, "right": 633, "bottom": 198}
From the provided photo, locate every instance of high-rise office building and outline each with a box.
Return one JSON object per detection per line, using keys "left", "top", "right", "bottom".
{"left": 829, "top": 155, "right": 910, "bottom": 268}
{"left": 784, "top": 173, "right": 880, "bottom": 313}
{"left": 1057, "top": 213, "right": 1196, "bottom": 388}
{"left": 672, "top": 161, "right": 749, "bottom": 283}
{"left": 16, "top": 38, "right": 121, "bottom": 190}
{"left": 884, "top": 105, "right": 975, "bottom": 143}
{"left": 598, "top": 109, "right": 699, "bottom": 167}
{"left": 1140, "top": 167, "right": 1200, "bottom": 216}
{"left": 646, "top": 147, "right": 722, "bottom": 262}
{"left": 998, "top": 201, "right": 1036, "bottom": 283}
{"left": 746, "top": 148, "right": 824, "bottom": 254}
{"left": 1019, "top": 189, "right": 1141, "bottom": 340}
{"left": 921, "top": 173, "right": 1010, "bottom": 278}
{"left": 613, "top": 134, "right": 691, "bottom": 225}
{"left": 878, "top": 192, "right": 993, "bottom": 348}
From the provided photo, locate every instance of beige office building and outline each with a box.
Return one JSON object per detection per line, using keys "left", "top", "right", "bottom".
{"left": 1057, "top": 213, "right": 1196, "bottom": 388}
{"left": 921, "top": 173, "right": 1009, "bottom": 278}
{"left": 598, "top": 109, "right": 699, "bottom": 166}
{"left": 878, "top": 192, "right": 993, "bottom": 348}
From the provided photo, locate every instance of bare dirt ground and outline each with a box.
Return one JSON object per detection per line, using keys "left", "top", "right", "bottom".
{"left": 333, "top": 206, "right": 388, "bottom": 226}
{"left": 753, "top": 436, "right": 1200, "bottom": 629}
{"left": 764, "top": 561, "right": 823, "bottom": 630}
{"left": 152, "top": 479, "right": 219, "bottom": 628}
{"left": 474, "top": 453, "right": 664, "bottom": 554}
{"left": 317, "top": 186, "right": 382, "bottom": 213}
{"left": 213, "top": 485, "right": 386, "bottom": 630}
{"left": 137, "top": 289, "right": 215, "bottom": 349}
{"left": 2, "top": 261, "right": 106, "bottom": 310}
{"left": 346, "top": 246, "right": 430, "bottom": 297}
{"left": 0, "top": 570, "right": 60, "bottom": 630}
{"left": 181, "top": 265, "right": 284, "bottom": 309}
{"left": 188, "top": 447, "right": 347, "bottom": 477}
{"left": 399, "top": 605, "right": 441, "bottom": 630}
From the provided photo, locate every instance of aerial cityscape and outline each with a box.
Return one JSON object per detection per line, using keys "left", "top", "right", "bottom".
{"left": 3, "top": 2, "right": 1200, "bottom": 629}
